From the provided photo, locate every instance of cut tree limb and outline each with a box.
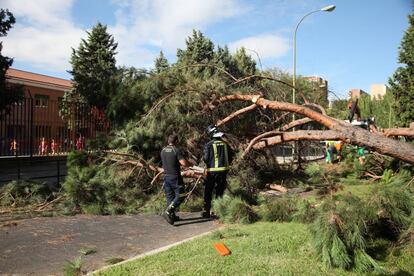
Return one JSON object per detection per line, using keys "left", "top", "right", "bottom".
{"left": 216, "top": 103, "right": 258, "bottom": 127}
{"left": 382, "top": 122, "right": 414, "bottom": 137}
{"left": 216, "top": 94, "right": 414, "bottom": 165}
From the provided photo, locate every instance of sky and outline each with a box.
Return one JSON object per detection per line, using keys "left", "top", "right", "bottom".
{"left": 1, "top": 0, "right": 411, "bottom": 99}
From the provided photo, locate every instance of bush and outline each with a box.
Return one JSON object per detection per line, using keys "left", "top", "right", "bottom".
{"left": 368, "top": 175, "right": 414, "bottom": 234}
{"left": 0, "top": 180, "right": 54, "bottom": 207}
{"left": 142, "top": 194, "right": 166, "bottom": 215}
{"left": 305, "top": 162, "right": 324, "bottom": 179}
{"left": 258, "top": 196, "right": 298, "bottom": 222}
{"left": 86, "top": 132, "right": 109, "bottom": 150}
{"left": 293, "top": 199, "right": 317, "bottom": 223}
{"left": 180, "top": 197, "right": 204, "bottom": 212}
{"left": 64, "top": 152, "right": 150, "bottom": 215}
{"left": 212, "top": 195, "right": 258, "bottom": 224}
{"left": 311, "top": 194, "right": 381, "bottom": 272}
{"left": 398, "top": 216, "right": 414, "bottom": 248}
{"left": 228, "top": 159, "right": 262, "bottom": 193}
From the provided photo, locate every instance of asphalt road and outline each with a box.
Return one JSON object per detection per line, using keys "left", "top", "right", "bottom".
{"left": 0, "top": 213, "right": 219, "bottom": 275}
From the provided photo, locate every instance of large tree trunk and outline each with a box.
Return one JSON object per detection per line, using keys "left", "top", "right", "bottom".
{"left": 216, "top": 94, "right": 414, "bottom": 165}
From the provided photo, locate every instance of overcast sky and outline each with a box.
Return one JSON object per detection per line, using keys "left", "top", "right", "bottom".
{"left": 1, "top": 0, "right": 411, "bottom": 98}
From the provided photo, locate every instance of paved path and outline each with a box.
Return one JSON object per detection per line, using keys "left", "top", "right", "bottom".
{"left": 0, "top": 213, "right": 219, "bottom": 275}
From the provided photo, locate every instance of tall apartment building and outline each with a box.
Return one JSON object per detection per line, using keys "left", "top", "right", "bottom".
{"left": 370, "top": 84, "right": 388, "bottom": 100}
{"left": 305, "top": 76, "right": 328, "bottom": 106}
{"left": 349, "top": 88, "right": 368, "bottom": 99}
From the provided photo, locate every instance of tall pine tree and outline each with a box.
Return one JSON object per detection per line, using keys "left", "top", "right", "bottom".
{"left": 233, "top": 47, "right": 256, "bottom": 78}
{"left": 69, "top": 22, "right": 117, "bottom": 109}
{"left": 0, "top": 9, "right": 23, "bottom": 117}
{"left": 389, "top": 8, "right": 414, "bottom": 127}
{"left": 154, "top": 51, "right": 169, "bottom": 73}
{"left": 214, "top": 45, "right": 238, "bottom": 77}
{"left": 176, "top": 30, "right": 215, "bottom": 76}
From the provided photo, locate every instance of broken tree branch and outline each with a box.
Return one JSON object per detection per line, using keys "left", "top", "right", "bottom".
{"left": 216, "top": 103, "right": 258, "bottom": 127}
{"left": 215, "top": 94, "right": 414, "bottom": 164}
{"left": 382, "top": 122, "right": 414, "bottom": 137}
{"left": 242, "top": 130, "right": 283, "bottom": 158}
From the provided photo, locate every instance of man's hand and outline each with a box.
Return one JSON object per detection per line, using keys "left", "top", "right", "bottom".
{"left": 179, "top": 159, "right": 190, "bottom": 167}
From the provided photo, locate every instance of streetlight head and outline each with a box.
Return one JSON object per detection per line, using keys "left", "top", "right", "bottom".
{"left": 321, "top": 5, "right": 336, "bottom": 12}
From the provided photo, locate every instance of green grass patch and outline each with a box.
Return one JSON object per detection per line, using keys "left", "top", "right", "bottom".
{"left": 79, "top": 248, "right": 97, "bottom": 256}
{"left": 105, "top": 257, "right": 125, "bottom": 265}
{"left": 336, "top": 183, "right": 374, "bottom": 199}
{"left": 97, "top": 223, "right": 359, "bottom": 276}
{"left": 97, "top": 222, "right": 414, "bottom": 275}
{"left": 63, "top": 255, "right": 83, "bottom": 276}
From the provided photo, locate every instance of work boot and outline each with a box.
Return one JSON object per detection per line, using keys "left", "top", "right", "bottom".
{"left": 201, "top": 210, "right": 211, "bottom": 218}
{"left": 162, "top": 211, "right": 174, "bottom": 225}
{"left": 173, "top": 213, "right": 180, "bottom": 221}
{"left": 162, "top": 205, "right": 175, "bottom": 225}
{"left": 203, "top": 202, "right": 211, "bottom": 218}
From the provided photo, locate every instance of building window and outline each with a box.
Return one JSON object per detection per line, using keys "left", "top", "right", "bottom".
{"left": 35, "top": 94, "right": 49, "bottom": 107}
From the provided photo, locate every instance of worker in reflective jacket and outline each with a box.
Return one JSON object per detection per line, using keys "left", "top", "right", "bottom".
{"left": 202, "top": 125, "right": 234, "bottom": 218}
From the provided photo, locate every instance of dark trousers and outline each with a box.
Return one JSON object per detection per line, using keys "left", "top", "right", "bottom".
{"left": 204, "top": 172, "right": 228, "bottom": 212}
{"left": 164, "top": 174, "right": 184, "bottom": 210}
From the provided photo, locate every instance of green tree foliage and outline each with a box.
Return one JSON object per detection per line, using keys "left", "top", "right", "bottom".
{"left": 214, "top": 45, "right": 237, "bottom": 76}
{"left": 357, "top": 93, "right": 397, "bottom": 128}
{"left": 328, "top": 99, "right": 348, "bottom": 120}
{"left": 0, "top": 9, "right": 23, "bottom": 116}
{"left": 104, "top": 67, "right": 147, "bottom": 126}
{"left": 389, "top": 9, "right": 414, "bottom": 127}
{"left": 233, "top": 47, "right": 257, "bottom": 78}
{"left": 154, "top": 51, "right": 169, "bottom": 73}
{"left": 212, "top": 195, "right": 258, "bottom": 224}
{"left": 311, "top": 194, "right": 380, "bottom": 272}
{"left": 69, "top": 22, "right": 118, "bottom": 109}
{"left": 328, "top": 93, "right": 397, "bottom": 128}
{"left": 176, "top": 30, "right": 215, "bottom": 76}
{"left": 63, "top": 151, "right": 150, "bottom": 215}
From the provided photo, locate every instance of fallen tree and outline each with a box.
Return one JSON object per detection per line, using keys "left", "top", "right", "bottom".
{"left": 212, "top": 94, "right": 414, "bottom": 165}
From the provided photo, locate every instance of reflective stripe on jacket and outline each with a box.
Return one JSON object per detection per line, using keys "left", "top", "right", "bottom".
{"left": 204, "top": 139, "right": 231, "bottom": 172}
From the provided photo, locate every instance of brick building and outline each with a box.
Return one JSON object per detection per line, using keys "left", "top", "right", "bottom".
{"left": 1, "top": 68, "right": 100, "bottom": 156}
{"left": 305, "top": 76, "right": 329, "bottom": 106}
{"left": 349, "top": 88, "right": 368, "bottom": 99}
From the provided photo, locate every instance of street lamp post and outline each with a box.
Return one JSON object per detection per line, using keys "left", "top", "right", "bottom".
{"left": 292, "top": 4, "right": 335, "bottom": 159}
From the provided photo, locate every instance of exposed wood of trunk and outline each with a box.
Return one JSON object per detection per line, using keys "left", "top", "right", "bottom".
{"left": 218, "top": 94, "right": 414, "bottom": 165}
{"left": 280, "top": 117, "right": 313, "bottom": 131}
{"left": 252, "top": 130, "right": 343, "bottom": 149}
{"left": 216, "top": 103, "right": 257, "bottom": 127}
{"left": 383, "top": 123, "right": 414, "bottom": 137}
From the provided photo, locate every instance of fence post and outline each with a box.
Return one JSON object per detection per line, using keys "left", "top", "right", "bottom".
{"left": 57, "top": 158, "right": 60, "bottom": 186}
{"left": 30, "top": 97, "right": 34, "bottom": 158}
{"left": 17, "top": 157, "right": 21, "bottom": 181}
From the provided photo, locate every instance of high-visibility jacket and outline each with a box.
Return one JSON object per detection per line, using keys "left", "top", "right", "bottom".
{"left": 203, "top": 138, "right": 233, "bottom": 172}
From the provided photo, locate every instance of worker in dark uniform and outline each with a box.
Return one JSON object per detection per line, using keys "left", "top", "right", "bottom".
{"left": 202, "top": 126, "right": 234, "bottom": 218}
{"left": 160, "top": 134, "right": 189, "bottom": 225}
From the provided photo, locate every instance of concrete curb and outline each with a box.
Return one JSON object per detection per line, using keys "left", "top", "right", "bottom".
{"left": 88, "top": 229, "right": 218, "bottom": 275}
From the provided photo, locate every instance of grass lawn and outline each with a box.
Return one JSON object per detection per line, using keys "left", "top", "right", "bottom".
{"left": 94, "top": 161, "right": 414, "bottom": 276}
{"left": 96, "top": 221, "right": 413, "bottom": 276}
{"left": 97, "top": 222, "right": 344, "bottom": 275}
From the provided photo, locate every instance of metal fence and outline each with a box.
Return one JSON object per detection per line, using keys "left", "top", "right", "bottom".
{"left": 272, "top": 141, "right": 326, "bottom": 163}
{"left": 0, "top": 156, "right": 67, "bottom": 187}
{"left": 0, "top": 97, "right": 107, "bottom": 157}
